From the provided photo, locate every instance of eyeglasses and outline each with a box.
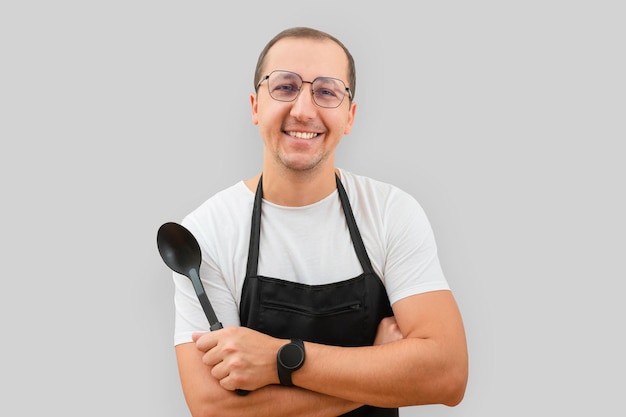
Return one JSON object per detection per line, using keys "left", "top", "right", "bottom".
{"left": 256, "top": 70, "right": 352, "bottom": 108}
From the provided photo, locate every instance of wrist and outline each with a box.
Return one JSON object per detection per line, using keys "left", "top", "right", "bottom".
{"left": 277, "top": 339, "right": 305, "bottom": 386}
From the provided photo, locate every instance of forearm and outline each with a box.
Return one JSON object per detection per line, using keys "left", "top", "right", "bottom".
{"left": 202, "top": 386, "right": 360, "bottom": 417}
{"left": 176, "top": 343, "right": 362, "bottom": 417}
{"left": 292, "top": 337, "right": 466, "bottom": 408}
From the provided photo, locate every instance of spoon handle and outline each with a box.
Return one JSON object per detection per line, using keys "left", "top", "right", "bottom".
{"left": 188, "top": 268, "right": 222, "bottom": 330}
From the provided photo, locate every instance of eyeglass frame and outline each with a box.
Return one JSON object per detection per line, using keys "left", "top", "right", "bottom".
{"left": 255, "top": 70, "right": 353, "bottom": 108}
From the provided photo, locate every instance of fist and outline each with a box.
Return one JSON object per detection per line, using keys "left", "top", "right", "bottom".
{"left": 374, "top": 316, "right": 403, "bottom": 345}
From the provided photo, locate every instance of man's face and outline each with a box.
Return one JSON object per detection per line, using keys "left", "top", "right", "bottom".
{"left": 251, "top": 37, "right": 356, "bottom": 174}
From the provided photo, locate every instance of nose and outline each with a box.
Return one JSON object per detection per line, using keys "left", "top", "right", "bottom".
{"left": 289, "top": 81, "right": 317, "bottom": 119}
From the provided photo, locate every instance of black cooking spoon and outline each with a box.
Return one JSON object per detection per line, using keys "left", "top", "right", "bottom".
{"left": 157, "top": 221, "right": 223, "bottom": 330}
{"left": 156, "top": 221, "right": 249, "bottom": 395}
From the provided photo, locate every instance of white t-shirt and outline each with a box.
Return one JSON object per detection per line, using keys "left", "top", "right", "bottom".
{"left": 173, "top": 169, "right": 449, "bottom": 346}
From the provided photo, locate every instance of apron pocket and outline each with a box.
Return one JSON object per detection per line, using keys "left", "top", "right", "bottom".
{"left": 261, "top": 300, "right": 362, "bottom": 317}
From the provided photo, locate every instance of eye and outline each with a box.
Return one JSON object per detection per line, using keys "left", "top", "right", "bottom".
{"left": 315, "top": 88, "right": 338, "bottom": 98}
{"left": 273, "top": 83, "right": 299, "bottom": 93}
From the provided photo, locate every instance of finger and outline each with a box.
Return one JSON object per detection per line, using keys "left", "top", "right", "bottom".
{"left": 210, "top": 360, "right": 229, "bottom": 381}
{"left": 218, "top": 370, "right": 249, "bottom": 393}
{"left": 191, "top": 332, "right": 206, "bottom": 342}
{"left": 195, "top": 332, "right": 220, "bottom": 352}
{"left": 203, "top": 345, "right": 225, "bottom": 367}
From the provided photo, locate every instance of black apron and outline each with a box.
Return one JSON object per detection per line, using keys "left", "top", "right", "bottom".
{"left": 240, "top": 174, "right": 398, "bottom": 417}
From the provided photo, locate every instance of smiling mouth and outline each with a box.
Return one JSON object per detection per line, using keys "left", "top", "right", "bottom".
{"left": 286, "top": 131, "right": 319, "bottom": 139}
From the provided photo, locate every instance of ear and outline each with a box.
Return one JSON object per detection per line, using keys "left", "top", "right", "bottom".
{"left": 343, "top": 101, "right": 357, "bottom": 135}
{"left": 250, "top": 93, "right": 259, "bottom": 125}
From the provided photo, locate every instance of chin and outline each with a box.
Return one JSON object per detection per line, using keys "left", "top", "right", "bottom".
{"left": 278, "top": 154, "right": 325, "bottom": 172}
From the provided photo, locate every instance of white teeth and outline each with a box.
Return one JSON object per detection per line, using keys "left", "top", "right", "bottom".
{"left": 287, "top": 131, "right": 318, "bottom": 139}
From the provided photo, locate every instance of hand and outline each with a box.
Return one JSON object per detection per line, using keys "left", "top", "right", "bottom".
{"left": 374, "top": 316, "right": 403, "bottom": 345}
{"left": 192, "top": 327, "right": 284, "bottom": 393}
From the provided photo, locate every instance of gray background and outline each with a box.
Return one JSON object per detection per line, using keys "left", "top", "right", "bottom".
{"left": 2, "top": 1, "right": 624, "bottom": 416}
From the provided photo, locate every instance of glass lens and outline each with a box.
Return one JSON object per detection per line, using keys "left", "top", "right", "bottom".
{"left": 311, "top": 78, "right": 346, "bottom": 108}
{"left": 268, "top": 71, "right": 301, "bottom": 102}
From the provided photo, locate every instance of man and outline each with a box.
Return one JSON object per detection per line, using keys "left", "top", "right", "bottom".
{"left": 173, "top": 26, "right": 468, "bottom": 417}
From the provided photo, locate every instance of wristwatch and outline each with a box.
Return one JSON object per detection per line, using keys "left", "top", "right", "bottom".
{"left": 277, "top": 338, "right": 305, "bottom": 386}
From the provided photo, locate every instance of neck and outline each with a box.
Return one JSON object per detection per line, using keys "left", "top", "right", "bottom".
{"left": 245, "top": 167, "right": 340, "bottom": 207}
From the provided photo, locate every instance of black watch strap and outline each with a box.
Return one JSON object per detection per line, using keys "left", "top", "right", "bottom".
{"left": 277, "top": 338, "right": 305, "bottom": 386}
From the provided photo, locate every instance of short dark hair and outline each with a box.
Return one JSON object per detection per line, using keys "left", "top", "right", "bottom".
{"left": 253, "top": 27, "right": 356, "bottom": 100}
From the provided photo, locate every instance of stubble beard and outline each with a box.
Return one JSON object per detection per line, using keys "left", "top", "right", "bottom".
{"left": 276, "top": 148, "right": 328, "bottom": 173}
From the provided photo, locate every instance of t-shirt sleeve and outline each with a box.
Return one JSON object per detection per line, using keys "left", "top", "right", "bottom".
{"left": 381, "top": 188, "right": 450, "bottom": 306}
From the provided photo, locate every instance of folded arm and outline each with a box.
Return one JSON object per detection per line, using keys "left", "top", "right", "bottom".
{"left": 176, "top": 290, "right": 468, "bottom": 416}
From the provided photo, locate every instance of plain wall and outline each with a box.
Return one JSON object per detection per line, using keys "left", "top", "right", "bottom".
{"left": 2, "top": 1, "right": 624, "bottom": 416}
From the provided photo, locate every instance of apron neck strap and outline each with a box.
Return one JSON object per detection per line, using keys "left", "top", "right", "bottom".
{"left": 245, "top": 174, "right": 374, "bottom": 277}
{"left": 246, "top": 175, "right": 264, "bottom": 277}
{"left": 335, "top": 174, "right": 375, "bottom": 274}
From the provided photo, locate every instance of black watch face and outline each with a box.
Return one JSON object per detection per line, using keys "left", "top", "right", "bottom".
{"left": 281, "top": 344, "right": 304, "bottom": 369}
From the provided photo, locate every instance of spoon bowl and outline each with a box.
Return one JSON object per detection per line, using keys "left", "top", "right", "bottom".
{"left": 157, "top": 222, "right": 202, "bottom": 276}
